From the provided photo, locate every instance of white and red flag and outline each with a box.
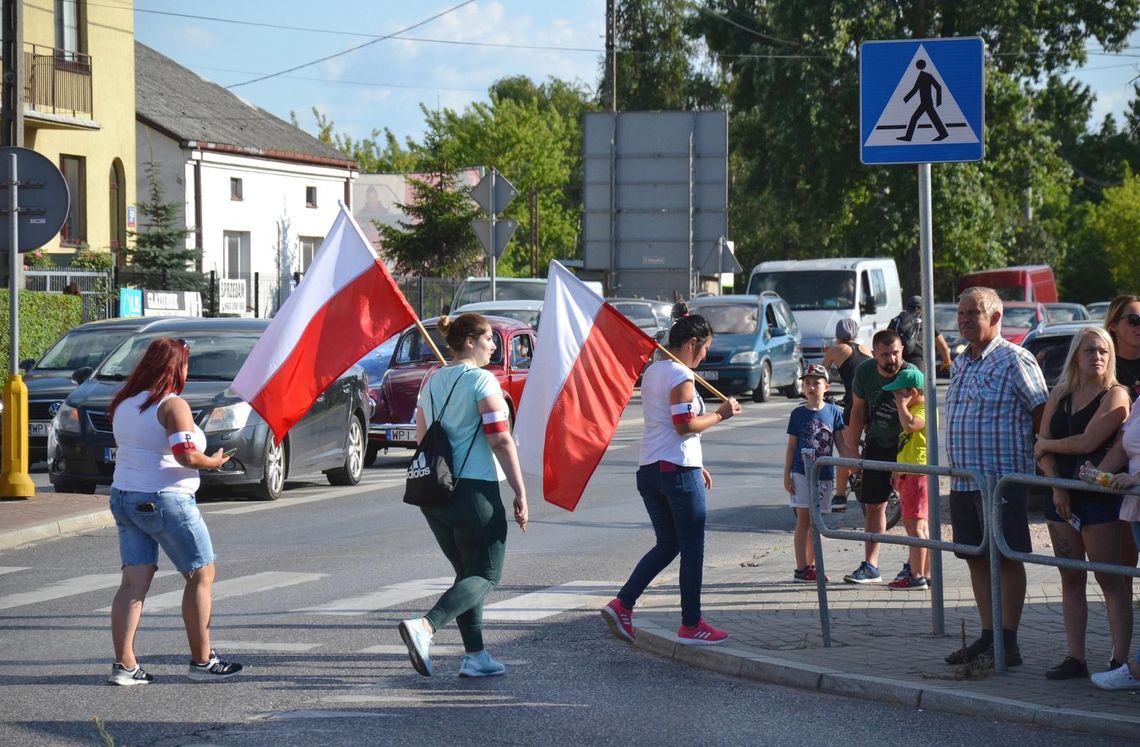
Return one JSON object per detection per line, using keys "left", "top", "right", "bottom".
{"left": 232, "top": 203, "right": 417, "bottom": 443}
{"left": 514, "top": 261, "right": 658, "bottom": 511}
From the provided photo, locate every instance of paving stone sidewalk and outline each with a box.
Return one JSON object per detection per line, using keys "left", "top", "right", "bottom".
{"left": 629, "top": 523, "right": 1140, "bottom": 739}
{"left": 0, "top": 491, "right": 111, "bottom": 550}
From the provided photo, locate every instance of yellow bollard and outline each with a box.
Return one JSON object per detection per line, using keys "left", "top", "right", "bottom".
{"left": 0, "top": 374, "right": 35, "bottom": 498}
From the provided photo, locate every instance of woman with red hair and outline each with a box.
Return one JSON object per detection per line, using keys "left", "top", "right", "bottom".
{"left": 105, "top": 337, "right": 242, "bottom": 685}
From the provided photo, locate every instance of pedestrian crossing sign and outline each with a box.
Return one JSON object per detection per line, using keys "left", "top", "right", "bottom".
{"left": 860, "top": 37, "right": 985, "bottom": 165}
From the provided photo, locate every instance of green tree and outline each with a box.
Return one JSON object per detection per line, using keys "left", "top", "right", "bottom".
{"left": 127, "top": 161, "right": 201, "bottom": 289}
{"left": 376, "top": 131, "right": 482, "bottom": 277}
{"left": 1086, "top": 168, "right": 1140, "bottom": 294}
{"left": 294, "top": 108, "right": 420, "bottom": 173}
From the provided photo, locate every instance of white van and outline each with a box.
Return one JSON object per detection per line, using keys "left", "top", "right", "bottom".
{"left": 746, "top": 258, "right": 902, "bottom": 366}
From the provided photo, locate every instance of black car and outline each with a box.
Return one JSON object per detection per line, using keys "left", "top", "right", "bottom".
{"left": 13, "top": 316, "right": 168, "bottom": 464}
{"left": 49, "top": 318, "right": 369, "bottom": 500}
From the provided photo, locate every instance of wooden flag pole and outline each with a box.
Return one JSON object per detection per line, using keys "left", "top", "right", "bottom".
{"left": 414, "top": 318, "right": 449, "bottom": 365}
{"left": 654, "top": 342, "right": 732, "bottom": 402}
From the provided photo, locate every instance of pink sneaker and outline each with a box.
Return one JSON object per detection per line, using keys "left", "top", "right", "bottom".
{"left": 677, "top": 618, "right": 728, "bottom": 645}
{"left": 601, "top": 598, "right": 636, "bottom": 642}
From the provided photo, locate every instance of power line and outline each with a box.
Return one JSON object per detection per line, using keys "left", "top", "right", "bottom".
{"left": 224, "top": 0, "right": 476, "bottom": 89}
{"left": 195, "top": 65, "right": 489, "bottom": 94}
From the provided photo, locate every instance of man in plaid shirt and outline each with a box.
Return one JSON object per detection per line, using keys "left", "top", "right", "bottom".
{"left": 944, "top": 286, "right": 1047, "bottom": 669}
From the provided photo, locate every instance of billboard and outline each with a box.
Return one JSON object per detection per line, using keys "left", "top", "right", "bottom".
{"left": 352, "top": 168, "right": 484, "bottom": 252}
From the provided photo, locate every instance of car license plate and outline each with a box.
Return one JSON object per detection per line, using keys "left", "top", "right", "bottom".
{"left": 388, "top": 428, "right": 416, "bottom": 442}
{"left": 696, "top": 370, "right": 719, "bottom": 381}
{"left": 28, "top": 421, "right": 49, "bottom": 437}
{"left": 104, "top": 447, "right": 117, "bottom": 463}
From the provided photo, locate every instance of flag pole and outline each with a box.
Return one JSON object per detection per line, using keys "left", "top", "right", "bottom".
{"left": 414, "top": 318, "right": 448, "bottom": 365}
{"left": 654, "top": 342, "right": 731, "bottom": 401}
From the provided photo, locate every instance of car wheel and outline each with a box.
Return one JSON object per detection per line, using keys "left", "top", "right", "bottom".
{"left": 751, "top": 362, "right": 771, "bottom": 403}
{"left": 327, "top": 416, "right": 365, "bottom": 486}
{"left": 364, "top": 443, "right": 379, "bottom": 468}
{"left": 51, "top": 477, "right": 96, "bottom": 494}
{"left": 252, "top": 436, "right": 286, "bottom": 501}
{"left": 781, "top": 360, "right": 804, "bottom": 398}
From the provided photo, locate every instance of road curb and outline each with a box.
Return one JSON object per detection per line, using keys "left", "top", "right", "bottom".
{"left": 633, "top": 622, "right": 1140, "bottom": 739}
{"left": 0, "top": 509, "right": 113, "bottom": 551}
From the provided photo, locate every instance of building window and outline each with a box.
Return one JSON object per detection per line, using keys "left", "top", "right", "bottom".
{"left": 305, "top": 186, "right": 317, "bottom": 208}
{"left": 230, "top": 177, "right": 243, "bottom": 201}
{"left": 299, "top": 236, "right": 321, "bottom": 272}
{"left": 223, "top": 231, "right": 252, "bottom": 305}
{"left": 59, "top": 155, "right": 85, "bottom": 246}
{"left": 55, "top": 0, "right": 85, "bottom": 57}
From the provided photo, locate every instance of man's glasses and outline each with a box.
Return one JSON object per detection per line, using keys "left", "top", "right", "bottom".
{"left": 1125, "top": 313, "right": 1140, "bottom": 328}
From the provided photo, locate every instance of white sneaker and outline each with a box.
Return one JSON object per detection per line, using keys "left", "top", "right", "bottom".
{"left": 398, "top": 618, "right": 433, "bottom": 676}
{"left": 107, "top": 663, "right": 153, "bottom": 686}
{"left": 1091, "top": 662, "right": 1140, "bottom": 691}
{"left": 458, "top": 650, "right": 506, "bottom": 678}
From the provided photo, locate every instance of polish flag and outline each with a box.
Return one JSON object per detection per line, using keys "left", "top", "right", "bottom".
{"left": 232, "top": 203, "right": 417, "bottom": 443}
{"left": 514, "top": 261, "right": 658, "bottom": 511}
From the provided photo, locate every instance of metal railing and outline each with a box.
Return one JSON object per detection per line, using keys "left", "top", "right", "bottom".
{"left": 988, "top": 473, "right": 1140, "bottom": 675}
{"left": 22, "top": 43, "right": 93, "bottom": 119}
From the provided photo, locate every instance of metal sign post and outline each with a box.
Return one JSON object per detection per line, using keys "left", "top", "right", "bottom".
{"left": 470, "top": 168, "right": 519, "bottom": 300}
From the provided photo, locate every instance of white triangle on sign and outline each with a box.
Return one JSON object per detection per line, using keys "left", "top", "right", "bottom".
{"left": 864, "top": 45, "right": 979, "bottom": 147}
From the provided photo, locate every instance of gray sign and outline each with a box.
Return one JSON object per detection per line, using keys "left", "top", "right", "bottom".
{"left": 0, "top": 146, "right": 69, "bottom": 253}
{"left": 470, "top": 170, "right": 518, "bottom": 215}
{"left": 471, "top": 218, "right": 518, "bottom": 260}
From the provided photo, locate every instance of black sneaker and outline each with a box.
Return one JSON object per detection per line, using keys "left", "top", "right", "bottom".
{"left": 187, "top": 654, "right": 243, "bottom": 682}
{"left": 831, "top": 494, "right": 847, "bottom": 513}
{"left": 107, "top": 663, "right": 154, "bottom": 686}
{"left": 1045, "top": 656, "right": 1088, "bottom": 680}
{"left": 944, "top": 636, "right": 992, "bottom": 665}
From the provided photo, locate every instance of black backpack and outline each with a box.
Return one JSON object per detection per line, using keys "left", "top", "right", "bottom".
{"left": 890, "top": 311, "right": 923, "bottom": 362}
{"left": 403, "top": 370, "right": 479, "bottom": 508}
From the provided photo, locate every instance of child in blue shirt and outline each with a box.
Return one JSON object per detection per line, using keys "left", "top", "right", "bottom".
{"left": 784, "top": 364, "right": 852, "bottom": 583}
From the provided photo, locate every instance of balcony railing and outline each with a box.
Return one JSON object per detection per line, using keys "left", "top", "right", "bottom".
{"left": 21, "top": 43, "right": 93, "bottom": 120}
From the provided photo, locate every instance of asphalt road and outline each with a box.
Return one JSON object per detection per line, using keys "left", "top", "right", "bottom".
{"left": 0, "top": 390, "right": 1124, "bottom": 745}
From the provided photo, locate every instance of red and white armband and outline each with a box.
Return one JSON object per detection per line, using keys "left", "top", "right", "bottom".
{"left": 670, "top": 403, "right": 695, "bottom": 425}
{"left": 482, "top": 410, "right": 509, "bottom": 434}
{"left": 169, "top": 432, "right": 198, "bottom": 455}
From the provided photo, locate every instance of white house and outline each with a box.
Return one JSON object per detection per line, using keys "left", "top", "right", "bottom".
{"left": 134, "top": 42, "right": 357, "bottom": 315}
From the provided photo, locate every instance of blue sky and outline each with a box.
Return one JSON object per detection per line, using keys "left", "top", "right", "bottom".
{"left": 134, "top": 1, "right": 1139, "bottom": 147}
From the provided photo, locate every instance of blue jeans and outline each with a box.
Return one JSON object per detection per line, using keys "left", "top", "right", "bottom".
{"left": 618, "top": 463, "right": 707, "bottom": 628}
{"left": 109, "top": 487, "right": 215, "bottom": 573}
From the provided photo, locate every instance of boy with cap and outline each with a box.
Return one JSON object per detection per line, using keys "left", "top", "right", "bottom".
{"left": 883, "top": 367, "right": 930, "bottom": 590}
{"left": 784, "top": 364, "right": 854, "bottom": 582}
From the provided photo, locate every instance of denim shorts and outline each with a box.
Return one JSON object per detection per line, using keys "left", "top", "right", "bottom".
{"left": 109, "top": 487, "right": 216, "bottom": 573}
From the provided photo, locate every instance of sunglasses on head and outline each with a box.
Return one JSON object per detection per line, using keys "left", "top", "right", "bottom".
{"left": 176, "top": 338, "right": 189, "bottom": 349}
{"left": 1125, "top": 313, "right": 1140, "bottom": 328}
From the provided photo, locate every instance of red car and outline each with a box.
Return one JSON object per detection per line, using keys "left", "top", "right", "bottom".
{"left": 999, "top": 301, "right": 1047, "bottom": 345}
{"left": 367, "top": 316, "right": 536, "bottom": 462}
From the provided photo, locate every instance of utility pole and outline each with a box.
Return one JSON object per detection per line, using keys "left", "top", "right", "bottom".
{"left": 605, "top": 0, "right": 617, "bottom": 112}
{"left": 529, "top": 186, "right": 538, "bottom": 278}
{"left": 1, "top": 0, "right": 23, "bottom": 149}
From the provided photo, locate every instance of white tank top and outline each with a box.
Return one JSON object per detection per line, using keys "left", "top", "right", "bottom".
{"left": 111, "top": 391, "right": 205, "bottom": 494}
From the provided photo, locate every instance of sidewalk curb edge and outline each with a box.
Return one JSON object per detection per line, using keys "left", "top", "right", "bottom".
{"left": 0, "top": 509, "right": 113, "bottom": 551}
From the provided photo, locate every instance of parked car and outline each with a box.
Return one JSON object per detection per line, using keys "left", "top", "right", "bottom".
{"left": 933, "top": 302, "right": 967, "bottom": 376}
{"left": 450, "top": 277, "right": 603, "bottom": 311}
{"left": 356, "top": 336, "right": 398, "bottom": 388}
{"left": 1043, "top": 302, "right": 1090, "bottom": 323}
{"left": 453, "top": 299, "right": 543, "bottom": 329}
{"left": 49, "top": 318, "right": 370, "bottom": 500}
{"left": 999, "top": 301, "right": 1047, "bottom": 345}
{"left": 686, "top": 292, "right": 803, "bottom": 402}
{"left": 368, "top": 316, "right": 536, "bottom": 457}
{"left": 608, "top": 298, "right": 669, "bottom": 342}
{"left": 9, "top": 316, "right": 169, "bottom": 464}
{"left": 1086, "top": 301, "right": 1111, "bottom": 321}
{"left": 1021, "top": 321, "right": 1088, "bottom": 387}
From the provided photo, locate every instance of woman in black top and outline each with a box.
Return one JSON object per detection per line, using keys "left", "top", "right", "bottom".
{"left": 822, "top": 318, "right": 871, "bottom": 511}
{"left": 1105, "top": 294, "right": 1140, "bottom": 403}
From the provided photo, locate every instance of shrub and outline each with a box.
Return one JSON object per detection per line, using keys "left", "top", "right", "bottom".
{"left": 23, "top": 249, "right": 56, "bottom": 270}
{"left": 70, "top": 245, "right": 115, "bottom": 272}
{"left": 0, "top": 290, "right": 82, "bottom": 372}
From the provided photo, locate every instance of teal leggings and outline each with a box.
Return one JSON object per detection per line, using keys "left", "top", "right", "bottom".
{"left": 421, "top": 479, "right": 507, "bottom": 653}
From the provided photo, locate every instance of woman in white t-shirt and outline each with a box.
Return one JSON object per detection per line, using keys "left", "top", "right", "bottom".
{"left": 106, "top": 337, "right": 240, "bottom": 686}
{"left": 601, "top": 303, "right": 741, "bottom": 646}
{"left": 398, "top": 313, "right": 527, "bottom": 679}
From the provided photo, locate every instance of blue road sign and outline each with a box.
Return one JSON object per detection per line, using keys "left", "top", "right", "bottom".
{"left": 860, "top": 37, "right": 985, "bottom": 165}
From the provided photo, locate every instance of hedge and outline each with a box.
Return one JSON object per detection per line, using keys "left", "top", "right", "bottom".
{"left": 0, "top": 290, "right": 82, "bottom": 374}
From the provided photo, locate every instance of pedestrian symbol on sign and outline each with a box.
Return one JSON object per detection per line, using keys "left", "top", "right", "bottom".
{"left": 863, "top": 45, "right": 979, "bottom": 148}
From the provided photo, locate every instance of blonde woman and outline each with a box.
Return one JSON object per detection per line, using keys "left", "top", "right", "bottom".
{"left": 1034, "top": 326, "right": 1132, "bottom": 679}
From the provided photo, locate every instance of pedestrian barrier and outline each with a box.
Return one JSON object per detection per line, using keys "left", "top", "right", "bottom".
{"left": 988, "top": 473, "right": 1140, "bottom": 675}
{"left": 807, "top": 454, "right": 989, "bottom": 647}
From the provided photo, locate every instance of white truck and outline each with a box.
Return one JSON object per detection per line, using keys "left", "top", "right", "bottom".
{"left": 746, "top": 258, "right": 903, "bottom": 366}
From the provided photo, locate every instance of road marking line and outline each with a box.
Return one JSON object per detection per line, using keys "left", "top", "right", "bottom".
{"left": 0, "top": 571, "right": 176, "bottom": 611}
{"left": 0, "top": 566, "right": 29, "bottom": 576}
{"left": 97, "top": 571, "right": 325, "bottom": 612}
{"left": 482, "top": 580, "right": 616, "bottom": 622}
{"left": 208, "top": 479, "right": 403, "bottom": 515}
{"left": 358, "top": 643, "right": 466, "bottom": 656}
{"left": 208, "top": 640, "right": 322, "bottom": 652}
{"left": 291, "top": 576, "right": 454, "bottom": 616}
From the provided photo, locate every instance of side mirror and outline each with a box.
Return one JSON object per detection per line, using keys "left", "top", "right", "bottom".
{"left": 71, "top": 366, "right": 93, "bottom": 385}
{"left": 770, "top": 325, "right": 788, "bottom": 338}
{"left": 860, "top": 297, "right": 878, "bottom": 315}
{"left": 19, "top": 358, "right": 35, "bottom": 372}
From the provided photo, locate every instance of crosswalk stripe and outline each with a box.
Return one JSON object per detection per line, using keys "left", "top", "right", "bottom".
{"left": 291, "top": 576, "right": 454, "bottom": 616}
{"left": 358, "top": 643, "right": 466, "bottom": 656}
{"left": 0, "top": 566, "right": 29, "bottom": 576}
{"left": 208, "top": 478, "right": 405, "bottom": 515}
{"left": 0, "top": 571, "right": 176, "bottom": 611}
{"left": 482, "top": 581, "right": 616, "bottom": 622}
{"left": 208, "top": 639, "right": 323, "bottom": 652}
{"left": 97, "top": 571, "right": 325, "bottom": 613}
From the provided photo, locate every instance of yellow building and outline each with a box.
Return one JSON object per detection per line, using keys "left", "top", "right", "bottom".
{"left": 19, "top": 0, "right": 135, "bottom": 261}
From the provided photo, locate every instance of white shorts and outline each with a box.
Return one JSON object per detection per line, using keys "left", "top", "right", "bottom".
{"left": 789, "top": 472, "right": 833, "bottom": 513}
